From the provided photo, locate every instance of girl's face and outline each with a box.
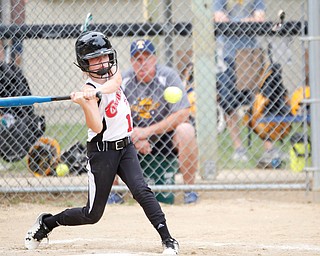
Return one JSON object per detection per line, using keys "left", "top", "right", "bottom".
{"left": 87, "top": 54, "right": 117, "bottom": 82}
{"left": 88, "top": 54, "right": 110, "bottom": 73}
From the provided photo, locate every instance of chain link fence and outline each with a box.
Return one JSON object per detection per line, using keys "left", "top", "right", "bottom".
{"left": 0, "top": 0, "right": 315, "bottom": 203}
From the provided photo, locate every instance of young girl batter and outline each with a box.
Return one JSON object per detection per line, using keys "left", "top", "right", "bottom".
{"left": 25, "top": 31, "right": 179, "bottom": 255}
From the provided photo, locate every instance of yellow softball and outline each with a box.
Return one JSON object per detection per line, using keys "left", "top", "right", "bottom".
{"left": 56, "top": 163, "right": 70, "bottom": 177}
{"left": 164, "top": 86, "right": 183, "bottom": 104}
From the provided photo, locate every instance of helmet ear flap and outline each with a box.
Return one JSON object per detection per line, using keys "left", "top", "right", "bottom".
{"left": 74, "top": 59, "right": 88, "bottom": 72}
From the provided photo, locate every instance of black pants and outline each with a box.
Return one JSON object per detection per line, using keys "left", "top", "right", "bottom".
{"left": 56, "top": 143, "right": 166, "bottom": 228}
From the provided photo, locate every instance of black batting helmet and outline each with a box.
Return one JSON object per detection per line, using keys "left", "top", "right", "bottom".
{"left": 75, "top": 31, "right": 118, "bottom": 79}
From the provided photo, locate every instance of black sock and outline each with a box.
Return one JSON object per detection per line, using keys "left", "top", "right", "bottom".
{"left": 156, "top": 222, "right": 171, "bottom": 241}
{"left": 43, "top": 214, "right": 62, "bottom": 231}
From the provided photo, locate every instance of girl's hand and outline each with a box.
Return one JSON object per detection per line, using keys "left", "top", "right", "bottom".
{"left": 70, "top": 90, "right": 100, "bottom": 105}
{"left": 70, "top": 91, "right": 87, "bottom": 105}
{"left": 82, "top": 89, "right": 100, "bottom": 101}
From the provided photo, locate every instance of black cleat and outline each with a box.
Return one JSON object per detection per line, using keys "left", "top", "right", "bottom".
{"left": 162, "top": 237, "right": 179, "bottom": 255}
{"left": 25, "top": 213, "right": 53, "bottom": 250}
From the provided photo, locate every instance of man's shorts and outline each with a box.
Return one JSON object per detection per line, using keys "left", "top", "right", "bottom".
{"left": 217, "top": 63, "right": 252, "bottom": 115}
{"left": 11, "top": 38, "right": 23, "bottom": 60}
{"left": 139, "top": 154, "right": 177, "bottom": 204}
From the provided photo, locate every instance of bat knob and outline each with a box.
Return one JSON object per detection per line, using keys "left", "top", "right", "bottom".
{"left": 96, "top": 91, "right": 102, "bottom": 100}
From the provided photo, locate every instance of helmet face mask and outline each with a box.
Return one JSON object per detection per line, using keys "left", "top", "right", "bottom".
{"left": 75, "top": 31, "right": 118, "bottom": 79}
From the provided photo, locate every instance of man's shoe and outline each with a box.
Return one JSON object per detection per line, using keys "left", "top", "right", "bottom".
{"left": 162, "top": 238, "right": 179, "bottom": 255}
{"left": 257, "top": 148, "right": 284, "bottom": 169}
{"left": 184, "top": 191, "right": 199, "bottom": 204}
{"left": 107, "top": 192, "right": 124, "bottom": 204}
{"left": 25, "top": 213, "right": 53, "bottom": 250}
{"left": 232, "top": 147, "right": 248, "bottom": 162}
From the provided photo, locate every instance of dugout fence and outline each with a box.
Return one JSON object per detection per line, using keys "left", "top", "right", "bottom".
{"left": 0, "top": 0, "right": 318, "bottom": 202}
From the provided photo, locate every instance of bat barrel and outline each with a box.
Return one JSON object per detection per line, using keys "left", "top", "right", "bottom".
{"left": 0, "top": 96, "right": 52, "bottom": 107}
{"left": 0, "top": 91, "right": 102, "bottom": 108}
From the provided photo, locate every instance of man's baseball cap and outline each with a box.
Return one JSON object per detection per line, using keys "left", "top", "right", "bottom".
{"left": 130, "top": 39, "right": 156, "bottom": 57}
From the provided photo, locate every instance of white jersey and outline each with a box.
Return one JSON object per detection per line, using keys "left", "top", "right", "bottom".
{"left": 86, "top": 78, "right": 133, "bottom": 142}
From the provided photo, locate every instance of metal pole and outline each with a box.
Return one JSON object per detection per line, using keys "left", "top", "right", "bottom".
{"left": 308, "top": 0, "right": 320, "bottom": 202}
{"left": 143, "top": 0, "right": 161, "bottom": 57}
{"left": 164, "top": 0, "right": 173, "bottom": 67}
{"left": 192, "top": 0, "right": 217, "bottom": 179}
{"left": 1, "top": 0, "right": 11, "bottom": 63}
{"left": 0, "top": 183, "right": 307, "bottom": 194}
{"left": 143, "top": 0, "right": 160, "bottom": 24}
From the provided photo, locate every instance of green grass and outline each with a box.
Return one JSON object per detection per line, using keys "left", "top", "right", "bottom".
{"left": 44, "top": 123, "right": 87, "bottom": 150}
{"left": 0, "top": 122, "right": 311, "bottom": 173}
{"left": 216, "top": 122, "right": 311, "bottom": 170}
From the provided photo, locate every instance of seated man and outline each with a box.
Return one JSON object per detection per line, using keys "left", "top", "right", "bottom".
{"left": 108, "top": 39, "right": 199, "bottom": 204}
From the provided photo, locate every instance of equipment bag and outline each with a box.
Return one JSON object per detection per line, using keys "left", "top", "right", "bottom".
{"left": 289, "top": 133, "right": 311, "bottom": 173}
{"left": 243, "top": 63, "right": 292, "bottom": 141}
{"left": 0, "top": 115, "right": 45, "bottom": 162}
{"left": 60, "top": 142, "right": 88, "bottom": 175}
{"left": 0, "top": 62, "right": 45, "bottom": 162}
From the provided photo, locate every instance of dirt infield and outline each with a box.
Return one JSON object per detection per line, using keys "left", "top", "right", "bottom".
{"left": 1, "top": 191, "right": 320, "bottom": 256}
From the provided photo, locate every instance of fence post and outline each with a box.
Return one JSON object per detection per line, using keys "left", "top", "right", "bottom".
{"left": 192, "top": 0, "right": 217, "bottom": 179}
{"left": 308, "top": 0, "right": 320, "bottom": 202}
{"left": 163, "top": 0, "right": 174, "bottom": 67}
{"left": 1, "top": 0, "right": 11, "bottom": 63}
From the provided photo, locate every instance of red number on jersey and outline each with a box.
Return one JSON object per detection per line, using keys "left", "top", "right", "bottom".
{"left": 126, "top": 114, "right": 133, "bottom": 132}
